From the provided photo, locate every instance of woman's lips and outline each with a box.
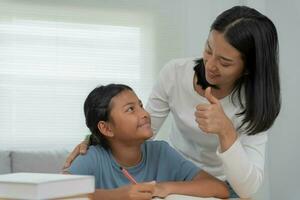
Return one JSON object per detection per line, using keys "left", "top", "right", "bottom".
{"left": 207, "top": 71, "right": 219, "bottom": 78}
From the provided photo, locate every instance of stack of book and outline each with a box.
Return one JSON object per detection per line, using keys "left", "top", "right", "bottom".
{"left": 0, "top": 173, "right": 95, "bottom": 200}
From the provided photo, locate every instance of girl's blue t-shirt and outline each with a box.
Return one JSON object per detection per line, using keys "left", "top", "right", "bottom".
{"left": 67, "top": 140, "right": 200, "bottom": 188}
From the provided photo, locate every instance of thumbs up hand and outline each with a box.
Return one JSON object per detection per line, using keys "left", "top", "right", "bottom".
{"left": 195, "top": 87, "right": 234, "bottom": 137}
{"left": 204, "top": 86, "right": 219, "bottom": 105}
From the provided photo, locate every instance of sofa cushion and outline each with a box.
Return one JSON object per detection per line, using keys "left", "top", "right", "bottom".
{"left": 11, "top": 150, "right": 69, "bottom": 173}
{"left": 0, "top": 151, "right": 11, "bottom": 174}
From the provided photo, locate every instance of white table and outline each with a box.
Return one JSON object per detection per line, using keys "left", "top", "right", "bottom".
{"left": 153, "top": 194, "right": 246, "bottom": 200}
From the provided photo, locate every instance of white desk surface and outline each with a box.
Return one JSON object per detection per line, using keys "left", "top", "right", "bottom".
{"left": 153, "top": 194, "right": 245, "bottom": 200}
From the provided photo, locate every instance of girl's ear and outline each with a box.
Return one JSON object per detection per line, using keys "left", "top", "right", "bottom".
{"left": 97, "top": 121, "right": 114, "bottom": 138}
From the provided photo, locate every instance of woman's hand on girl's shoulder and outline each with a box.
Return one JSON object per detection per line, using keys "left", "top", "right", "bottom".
{"left": 63, "top": 140, "right": 89, "bottom": 169}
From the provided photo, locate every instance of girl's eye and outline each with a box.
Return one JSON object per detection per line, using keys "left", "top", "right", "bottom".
{"left": 126, "top": 107, "right": 134, "bottom": 112}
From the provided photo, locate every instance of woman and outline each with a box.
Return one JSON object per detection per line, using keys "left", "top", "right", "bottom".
{"left": 64, "top": 6, "right": 280, "bottom": 198}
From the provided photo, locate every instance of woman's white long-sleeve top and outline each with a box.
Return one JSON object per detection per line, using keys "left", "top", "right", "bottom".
{"left": 146, "top": 58, "right": 267, "bottom": 198}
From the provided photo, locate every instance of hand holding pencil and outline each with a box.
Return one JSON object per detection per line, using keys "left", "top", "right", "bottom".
{"left": 112, "top": 183, "right": 154, "bottom": 200}
{"left": 118, "top": 166, "right": 156, "bottom": 199}
{"left": 120, "top": 167, "right": 138, "bottom": 184}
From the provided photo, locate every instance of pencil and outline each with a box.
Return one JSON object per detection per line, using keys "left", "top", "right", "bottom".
{"left": 120, "top": 166, "right": 138, "bottom": 184}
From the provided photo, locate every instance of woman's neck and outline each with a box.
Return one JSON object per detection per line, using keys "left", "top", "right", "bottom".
{"left": 110, "top": 142, "right": 142, "bottom": 168}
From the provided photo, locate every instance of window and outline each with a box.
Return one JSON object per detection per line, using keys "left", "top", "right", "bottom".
{"left": 0, "top": 2, "right": 154, "bottom": 150}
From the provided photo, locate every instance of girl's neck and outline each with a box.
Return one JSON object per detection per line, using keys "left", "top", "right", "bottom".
{"left": 110, "top": 142, "right": 142, "bottom": 168}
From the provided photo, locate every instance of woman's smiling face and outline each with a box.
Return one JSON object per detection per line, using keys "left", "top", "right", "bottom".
{"left": 203, "top": 30, "right": 245, "bottom": 91}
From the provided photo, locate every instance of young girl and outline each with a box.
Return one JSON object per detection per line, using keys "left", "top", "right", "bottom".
{"left": 65, "top": 84, "right": 229, "bottom": 199}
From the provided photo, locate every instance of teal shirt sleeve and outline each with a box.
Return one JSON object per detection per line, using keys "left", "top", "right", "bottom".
{"left": 67, "top": 146, "right": 97, "bottom": 176}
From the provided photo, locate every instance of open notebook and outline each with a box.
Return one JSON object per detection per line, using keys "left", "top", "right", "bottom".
{"left": 153, "top": 194, "right": 238, "bottom": 200}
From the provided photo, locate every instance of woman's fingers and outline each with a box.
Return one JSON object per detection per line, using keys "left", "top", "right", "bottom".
{"left": 63, "top": 146, "right": 79, "bottom": 169}
{"left": 79, "top": 142, "right": 88, "bottom": 154}
{"left": 195, "top": 110, "right": 209, "bottom": 119}
{"left": 63, "top": 142, "right": 87, "bottom": 169}
{"left": 196, "top": 104, "right": 208, "bottom": 111}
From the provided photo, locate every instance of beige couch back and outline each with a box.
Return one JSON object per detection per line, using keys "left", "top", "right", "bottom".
{"left": 0, "top": 150, "right": 69, "bottom": 174}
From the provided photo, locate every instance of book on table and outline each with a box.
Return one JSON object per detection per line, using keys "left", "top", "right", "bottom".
{"left": 0, "top": 172, "right": 95, "bottom": 200}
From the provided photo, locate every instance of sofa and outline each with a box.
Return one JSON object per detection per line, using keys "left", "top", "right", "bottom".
{"left": 0, "top": 150, "right": 70, "bottom": 175}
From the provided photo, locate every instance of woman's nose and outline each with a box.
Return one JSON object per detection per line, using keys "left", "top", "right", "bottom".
{"left": 205, "top": 56, "right": 218, "bottom": 71}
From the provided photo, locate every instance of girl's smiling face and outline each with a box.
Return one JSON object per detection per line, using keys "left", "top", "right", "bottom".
{"left": 107, "top": 89, "right": 153, "bottom": 143}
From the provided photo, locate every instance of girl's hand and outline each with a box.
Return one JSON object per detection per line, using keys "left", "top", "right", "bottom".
{"left": 116, "top": 182, "right": 155, "bottom": 200}
{"left": 153, "top": 182, "right": 170, "bottom": 198}
{"left": 195, "top": 87, "right": 235, "bottom": 137}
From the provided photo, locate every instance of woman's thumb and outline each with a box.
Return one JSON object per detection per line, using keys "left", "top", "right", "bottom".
{"left": 205, "top": 87, "right": 219, "bottom": 104}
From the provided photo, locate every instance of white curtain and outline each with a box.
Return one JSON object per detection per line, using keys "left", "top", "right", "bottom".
{"left": 0, "top": 0, "right": 243, "bottom": 150}
{"left": 0, "top": 0, "right": 184, "bottom": 150}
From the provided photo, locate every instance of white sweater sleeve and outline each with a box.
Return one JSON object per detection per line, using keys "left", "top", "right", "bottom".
{"left": 146, "top": 60, "right": 174, "bottom": 136}
{"left": 216, "top": 131, "right": 268, "bottom": 198}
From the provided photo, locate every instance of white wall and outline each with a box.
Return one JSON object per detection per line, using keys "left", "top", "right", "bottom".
{"left": 264, "top": 0, "right": 300, "bottom": 199}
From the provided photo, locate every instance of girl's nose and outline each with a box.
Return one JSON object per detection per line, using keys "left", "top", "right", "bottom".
{"left": 139, "top": 107, "right": 149, "bottom": 119}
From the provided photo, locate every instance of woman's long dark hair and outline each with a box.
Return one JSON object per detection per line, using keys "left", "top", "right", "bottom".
{"left": 194, "top": 6, "right": 281, "bottom": 135}
{"left": 84, "top": 84, "right": 132, "bottom": 149}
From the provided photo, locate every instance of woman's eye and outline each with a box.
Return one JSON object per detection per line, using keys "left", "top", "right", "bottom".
{"left": 205, "top": 49, "right": 212, "bottom": 55}
{"left": 220, "top": 62, "right": 230, "bottom": 67}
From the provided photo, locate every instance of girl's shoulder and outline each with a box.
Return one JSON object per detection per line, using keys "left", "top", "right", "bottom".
{"left": 85, "top": 145, "right": 110, "bottom": 160}
{"left": 144, "top": 140, "right": 174, "bottom": 153}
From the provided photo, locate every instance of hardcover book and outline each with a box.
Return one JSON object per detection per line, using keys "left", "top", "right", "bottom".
{"left": 0, "top": 173, "right": 94, "bottom": 200}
